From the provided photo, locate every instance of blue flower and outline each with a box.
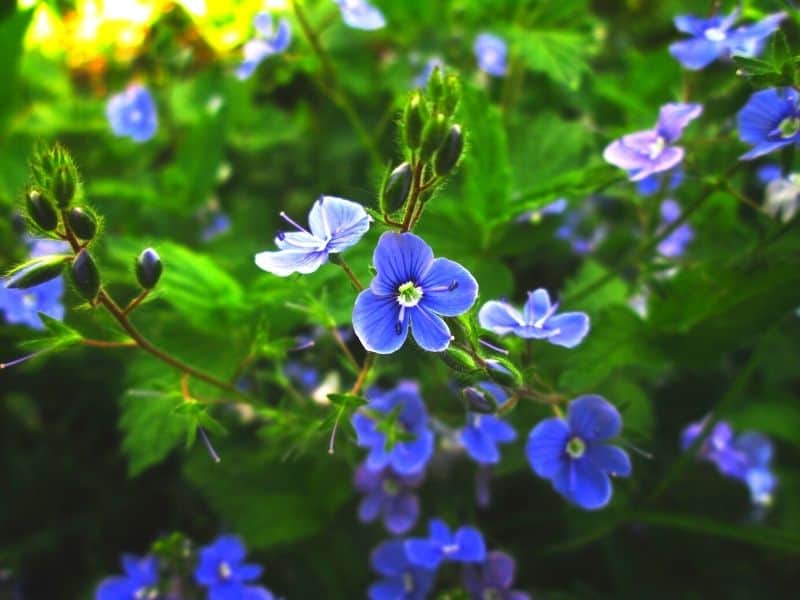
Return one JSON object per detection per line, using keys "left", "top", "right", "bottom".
{"left": 478, "top": 288, "right": 589, "bottom": 348}
{"left": 95, "top": 554, "right": 159, "bottom": 600}
{"left": 368, "top": 539, "right": 435, "bottom": 600}
{"left": 463, "top": 551, "right": 530, "bottom": 600}
{"left": 352, "top": 232, "right": 478, "bottom": 354}
{"left": 354, "top": 462, "right": 424, "bottom": 535}
{"left": 526, "top": 396, "right": 632, "bottom": 510}
{"left": 351, "top": 381, "right": 434, "bottom": 475}
{"left": 201, "top": 212, "right": 232, "bottom": 242}
{"left": 460, "top": 382, "right": 517, "bottom": 465}
{"left": 656, "top": 199, "right": 693, "bottom": 258}
{"left": 405, "top": 518, "right": 486, "bottom": 570}
{"left": 284, "top": 361, "right": 321, "bottom": 393}
{"left": 636, "top": 167, "right": 684, "bottom": 197}
{"left": 255, "top": 196, "right": 370, "bottom": 277}
{"left": 737, "top": 88, "right": 800, "bottom": 160}
{"left": 669, "top": 10, "right": 785, "bottom": 70}
{"left": 474, "top": 33, "right": 508, "bottom": 77}
{"left": 195, "top": 535, "right": 271, "bottom": 600}
{"left": 334, "top": 0, "right": 386, "bottom": 31}
{"left": 515, "top": 198, "right": 567, "bottom": 224}
{"left": 236, "top": 12, "right": 291, "bottom": 80}
{"left": 106, "top": 84, "right": 158, "bottom": 143}
{"left": 603, "top": 103, "right": 702, "bottom": 181}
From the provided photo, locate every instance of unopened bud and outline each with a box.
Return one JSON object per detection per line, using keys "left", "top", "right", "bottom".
{"left": 434, "top": 124, "right": 464, "bottom": 176}
{"left": 485, "top": 358, "right": 523, "bottom": 388}
{"left": 53, "top": 166, "right": 76, "bottom": 208}
{"left": 403, "top": 93, "right": 426, "bottom": 150}
{"left": 26, "top": 189, "right": 58, "bottom": 231}
{"left": 463, "top": 386, "right": 497, "bottom": 414}
{"left": 71, "top": 250, "right": 100, "bottom": 300}
{"left": 420, "top": 113, "right": 448, "bottom": 162}
{"left": 135, "top": 248, "right": 163, "bottom": 289}
{"left": 443, "top": 74, "right": 461, "bottom": 115}
{"left": 67, "top": 207, "right": 97, "bottom": 240}
{"left": 5, "top": 256, "right": 68, "bottom": 289}
{"left": 380, "top": 162, "right": 413, "bottom": 214}
{"left": 428, "top": 66, "right": 445, "bottom": 103}
{"left": 441, "top": 346, "right": 479, "bottom": 373}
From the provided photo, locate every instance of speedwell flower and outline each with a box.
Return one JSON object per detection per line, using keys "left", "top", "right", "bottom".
{"left": 656, "top": 199, "right": 694, "bottom": 258}
{"left": 474, "top": 33, "right": 508, "bottom": 77}
{"left": 369, "top": 539, "right": 435, "bottom": 600}
{"left": 236, "top": 12, "right": 291, "bottom": 80}
{"left": 603, "top": 102, "right": 702, "bottom": 181}
{"left": 194, "top": 535, "right": 272, "bottom": 599}
{"left": 106, "top": 84, "right": 158, "bottom": 143}
{"left": 254, "top": 196, "right": 370, "bottom": 277}
{"left": 478, "top": 288, "right": 589, "bottom": 348}
{"left": 352, "top": 232, "right": 478, "bottom": 354}
{"left": 354, "top": 462, "right": 424, "bottom": 535}
{"left": 460, "top": 382, "right": 517, "bottom": 465}
{"left": 526, "top": 395, "right": 632, "bottom": 510}
{"left": 405, "top": 518, "right": 486, "bottom": 570}
{"left": 737, "top": 88, "right": 800, "bottom": 160}
{"left": 463, "top": 551, "right": 530, "bottom": 600}
{"left": 96, "top": 554, "right": 159, "bottom": 600}
{"left": 334, "top": 0, "right": 386, "bottom": 31}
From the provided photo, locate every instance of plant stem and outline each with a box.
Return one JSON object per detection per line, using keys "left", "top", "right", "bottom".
{"left": 351, "top": 351, "right": 375, "bottom": 395}
{"left": 335, "top": 256, "right": 365, "bottom": 291}
{"left": 330, "top": 325, "right": 359, "bottom": 370}
{"left": 82, "top": 338, "right": 137, "bottom": 349}
{"left": 401, "top": 161, "right": 426, "bottom": 231}
{"left": 123, "top": 288, "right": 150, "bottom": 315}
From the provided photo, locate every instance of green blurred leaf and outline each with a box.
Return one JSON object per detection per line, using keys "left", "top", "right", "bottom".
{"left": 0, "top": 8, "right": 33, "bottom": 129}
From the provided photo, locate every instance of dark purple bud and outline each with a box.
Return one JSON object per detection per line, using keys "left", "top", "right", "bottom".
{"left": 67, "top": 207, "right": 97, "bottom": 240}
{"left": 135, "top": 247, "right": 163, "bottom": 289}
{"left": 25, "top": 189, "right": 58, "bottom": 231}
{"left": 434, "top": 124, "right": 464, "bottom": 176}
{"left": 71, "top": 249, "right": 100, "bottom": 300}
{"left": 463, "top": 386, "right": 497, "bottom": 414}
{"left": 380, "top": 162, "right": 413, "bottom": 214}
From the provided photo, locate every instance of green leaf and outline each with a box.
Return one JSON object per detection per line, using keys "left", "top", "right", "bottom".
{"left": 509, "top": 26, "right": 594, "bottom": 89}
{"left": 19, "top": 313, "right": 83, "bottom": 353}
{"left": 562, "top": 259, "right": 630, "bottom": 314}
{"left": 327, "top": 393, "right": 367, "bottom": 409}
{"left": 0, "top": 8, "right": 34, "bottom": 129}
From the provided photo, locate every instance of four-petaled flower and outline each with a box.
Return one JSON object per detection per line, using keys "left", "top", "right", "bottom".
{"left": 368, "top": 539, "right": 435, "bottom": 600}
{"left": 405, "top": 518, "right": 486, "bottom": 570}
{"left": 460, "top": 382, "right": 517, "bottom": 465}
{"left": 757, "top": 164, "right": 800, "bottom": 222}
{"left": 478, "top": 288, "right": 589, "bottom": 348}
{"left": 106, "top": 84, "right": 158, "bottom": 143}
{"left": 353, "top": 232, "right": 478, "bottom": 354}
{"left": 354, "top": 462, "right": 424, "bottom": 535}
{"left": 669, "top": 9, "right": 786, "bottom": 71}
{"left": 603, "top": 102, "right": 702, "bottom": 181}
{"left": 474, "top": 33, "right": 508, "bottom": 77}
{"left": 737, "top": 88, "right": 800, "bottom": 160}
{"left": 236, "top": 12, "right": 292, "bottom": 80}
{"left": 334, "top": 0, "right": 386, "bottom": 31}
{"left": 96, "top": 554, "right": 159, "bottom": 600}
{"left": 526, "top": 395, "right": 632, "bottom": 510}
{"left": 463, "top": 551, "right": 531, "bottom": 600}
{"left": 194, "top": 535, "right": 273, "bottom": 600}
{"left": 351, "top": 381, "right": 435, "bottom": 475}
{"left": 255, "top": 196, "right": 370, "bottom": 277}
{"left": 656, "top": 199, "right": 694, "bottom": 258}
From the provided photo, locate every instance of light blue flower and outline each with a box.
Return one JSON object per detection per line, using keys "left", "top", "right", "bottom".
{"left": 106, "top": 84, "right": 158, "bottom": 142}
{"left": 334, "top": 0, "right": 386, "bottom": 31}
{"left": 474, "top": 33, "right": 508, "bottom": 76}
{"left": 656, "top": 199, "right": 694, "bottom": 258}
{"left": 459, "top": 382, "right": 516, "bottom": 465}
{"left": 236, "top": 12, "right": 292, "bottom": 80}
{"left": 194, "top": 535, "right": 274, "bottom": 600}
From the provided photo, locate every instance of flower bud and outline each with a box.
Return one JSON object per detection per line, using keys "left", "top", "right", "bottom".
{"left": 71, "top": 249, "right": 100, "bottom": 300}
{"left": 434, "top": 124, "right": 464, "bottom": 176}
{"left": 403, "top": 93, "right": 426, "bottom": 150}
{"left": 485, "top": 358, "right": 523, "bottom": 388}
{"left": 427, "top": 66, "right": 445, "bottom": 103}
{"left": 67, "top": 207, "right": 97, "bottom": 240}
{"left": 135, "top": 248, "right": 163, "bottom": 289}
{"left": 380, "top": 162, "right": 413, "bottom": 214}
{"left": 53, "top": 166, "right": 76, "bottom": 208}
{"left": 440, "top": 346, "right": 479, "bottom": 373}
{"left": 25, "top": 189, "right": 58, "bottom": 231}
{"left": 462, "top": 386, "right": 497, "bottom": 414}
{"left": 420, "top": 113, "right": 448, "bottom": 162}
{"left": 443, "top": 74, "right": 461, "bottom": 115}
{"left": 5, "top": 256, "right": 68, "bottom": 289}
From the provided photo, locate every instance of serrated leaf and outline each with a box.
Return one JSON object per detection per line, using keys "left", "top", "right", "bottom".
{"left": 510, "top": 26, "right": 593, "bottom": 89}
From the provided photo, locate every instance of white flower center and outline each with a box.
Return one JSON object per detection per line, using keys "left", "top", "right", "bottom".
{"left": 704, "top": 27, "right": 726, "bottom": 42}
{"left": 218, "top": 561, "right": 232, "bottom": 580}
{"left": 566, "top": 436, "right": 586, "bottom": 459}
{"left": 403, "top": 572, "right": 415, "bottom": 592}
{"left": 647, "top": 136, "right": 666, "bottom": 160}
{"left": 397, "top": 281, "right": 423, "bottom": 307}
{"left": 22, "top": 293, "right": 37, "bottom": 309}
{"left": 129, "top": 109, "right": 143, "bottom": 123}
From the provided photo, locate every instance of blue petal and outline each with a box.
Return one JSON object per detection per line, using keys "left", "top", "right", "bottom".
{"left": 408, "top": 306, "right": 452, "bottom": 352}
{"left": 478, "top": 300, "right": 524, "bottom": 335}
{"left": 371, "top": 539, "right": 408, "bottom": 577}
{"left": 405, "top": 539, "right": 443, "bottom": 570}
{"left": 757, "top": 163, "right": 783, "bottom": 183}
{"left": 738, "top": 88, "right": 796, "bottom": 147}
{"left": 450, "top": 526, "right": 486, "bottom": 562}
{"left": 308, "top": 196, "right": 370, "bottom": 252}
{"left": 336, "top": 0, "right": 386, "bottom": 30}
{"left": 253, "top": 12, "right": 273, "bottom": 36}
{"left": 353, "top": 289, "right": 409, "bottom": 354}
{"left": 371, "top": 232, "right": 434, "bottom": 296}
{"left": 269, "top": 19, "right": 292, "bottom": 52}
{"left": 544, "top": 311, "right": 590, "bottom": 348}
{"left": 254, "top": 249, "right": 327, "bottom": 276}
{"left": 567, "top": 459, "right": 613, "bottom": 510}
{"left": 419, "top": 258, "right": 478, "bottom": 316}
{"left": 236, "top": 563, "right": 263, "bottom": 582}
{"left": 568, "top": 395, "right": 622, "bottom": 441}
{"left": 480, "top": 415, "right": 517, "bottom": 443}
{"left": 368, "top": 577, "right": 406, "bottom": 600}
{"left": 673, "top": 14, "right": 717, "bottom": 36}
{"left": 96, "top": 577, "right": 136, "bottom": 600}
{"left": 428, "top": 518, "right": 452, "bottom": 544}
{"left": 474, "top": 33, "right": 508, "bottom": 77}
{"left": 385, "top": 492, "right": 419, "bottom": 535}
{"left": 352, "top": 412, "right": 384, "bottom": 448}
{"left": 585, "top": 443, "right": 632, "bottom": 477}
{"left": 243, "top": 586, "right": 275, "bottom": 600}
{"left": 461, "top": 424, "right": 500, "bottom": 464}
{"left": 358, "top": 492, "right": 383, "bottom": 523}
{"left": 390, "top": 429, "right": 434, "bottom": 475}
{"left": 734, "top": 432, "right": 773, "bottom": 468}
{"left": 603, "top": 132, "right": 656, "bottom": 171}
{"left": 210, "top": 582, "right": 250, "bottom": 600}
{"left": 740, "top": 139, "right": 794, "bottom": 160}
{"left": 526, "top": 418, "right": 570, "bottom": 478}
{"left": 483, "top": 551, "right": 515, "bottom": 589}
{"left": 656, "top": 103, "right": 703, "bottom": 142}
{"left": 669, "top": 39, "right": 723, "bottom": 70}
{"left": 523, "top": 288, "right": 551, "bottom": 324}
{"left": 636, "top": 174, "right": 661, "bottom": 196}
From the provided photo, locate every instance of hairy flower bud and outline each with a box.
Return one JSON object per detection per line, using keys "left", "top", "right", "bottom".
{"left": 443, "top": 74, "right": 461, "bottom": 115}
{"left": 420, "top": 113, "right": 448, "bottom": 162}
{"left": 136, "top": 248, "right": 163, "bottom": 289}
{"left": 485, "top": 358, "right": 523, "bottom": 388}
{"left": 71, "top": 249, "right": 100, "bottom": 300}
{"left": 434, "top": 124, "right": 464, "bottom": 176}
{"left": 6, "top": 256, "right": 68, "bottom": 289}
{"left": 53, "top": 166, "right": 77, "bottom": 208}
{"left": 403, "top": 92, "right": 426, "bottom": 150}
{"left": 440, "top": 346, "right": 479, "bottom": 373}
{"left": 380, "top": 162, "right": 413, "bottom": 214}
{"left": 463, "top": 386, "right": 497, "bottom": 414}
{"left": 427, "top": 66, "right": 445, "bottom": 103}
{"left": 67, "top": 207, "right": 97, "bottom": 240}
{"left": 25, "top": 189, "right": 58, "bottom": 231}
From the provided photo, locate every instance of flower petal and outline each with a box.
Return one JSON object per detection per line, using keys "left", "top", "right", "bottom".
{"left": 544, "top": 311, "right": 590, "bottom": 348}
{"left": 568, "top": 395, "right": 622, "bottom": 441}
{"left": 368, "top": 578, "right": 405, "bottom": 600}
{"left": 478, "top": 300, "right": 524, "bottom": 335}
{"left": 358, "top": 493, "right": 383, "bottom": 523}
{"left": 405, "top": 539, "right": 444, "bottom": 570}
{"left": 371, "top": 232, "right": 434, "bottom": 296}
{"left": 738, "top": 88, "right": 796, "bottom": 146}
{"left": 656, "top": 103, "right": 703, "bottom": 142}
{"left": 450, "top": 526, "right": 486, "bottom": 562}
{"left": 585, "top": 443, "right": 632, "bottom": 477}
{"left": 308, "top": 196, "right": 370, "bottom": 252}
{"left": 569, "top": 459, "right": 613, "bottom": 510}
{"left": 391, "top": 430, "right": 434, "bottom": 475}
{"left": 461, "top": 425, "right": 500, "bottom": 464}
{"left": 243, "top": 587, "right": 275, "bottom": 600}
{"left": 385, "top": 492, "right": 419, "bottom": 535}
{"left": 409, "top": 306, "right": 452, "bottom": 352}
{"left": 523, "top": 288, "right": 551, "bottom": 324}
{"left": 353, "top": 289, "right": 409, "bottom": 354}
{"left": 526, "top": 418, "right": 570, "bottom": 478}
{"left": 336, "top": 0, "right": 386, "bottom": 30}
{"left": 371, "top": 539, "right": 408, "bottom": 576}
{"left": 484, "top": 551, "right": 515, "bottom": 589}
{"left": 254, "top": 249, "right": 327, "bottom": 276}
{"left": 668, "top": 39, "right": 723, "bottom": 70}
{"left": 480, "top": 415, "right": 517, "bottom": 443}
{"left": 419, "top": 258, "right": 478, "bottom": 316}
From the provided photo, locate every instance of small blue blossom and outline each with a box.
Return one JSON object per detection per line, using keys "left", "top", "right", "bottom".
{"left": 284, "top": 361, "right": 321, "bottom": 393}
{"left": 460, "top": 382, "right": 517, "bottom": 465}
{"left": 478, "top": 288, "right": 589, "bottom": 348}
{"left": 95, "top": 554, "right": 159, "bottom": 600}
{"left": 515, "top": 198, "right": 567, "bottom": 224}
{"left": 201, "top": 212, "right": 232, "bottom": 242}
{"left": 636, "top": 167, "right": 684, "bottom": 197}
{"left": 669, "top": 10, "right": 785, "bottom": 70}
{"left": 351, "top": 381, "right": 435, "bottom": 476}
{"left": 255, "top": 196, "right": 370, "bottom": 277}
{"left": 352, "top": 232, "right": 478, "bottom": 354}
{"left": 354, "top": 462, "right": 424, "bottom": 534}
{"left": 737, "top": 87, "right": 800, "bottom": 160}
{"left": 195, "top": 535, "right": 272, "bottom": 599}
{"left": 555, "top": 211, "right": 607, "bottom": 255}
{"left": 526, "top": 396, "right": 632, "bottom": 510}
{"left": 656, "top": 199, "right": 694, "bottom": 258}
{"left": 463, "top": 551, "right": 530, "bottom": 600}
{"left": 368, "top": 539, "right": 435, "bottom": 600}
{"left": 106, "top": 84, "right": 158, "bottom": 142}
{"left": 236, "top": 12, "right": 292, "bottom": 80}
{"left": 474, "top": 33, "right": 508, "bottom": 77}
{"left": 405, "top": 518, "right": 486, "bottom": 570}
{"left": 604, "top": 103, "right": 702, "bottom": 181}
{"left": 334, "top": 0, "right": 386, "bottom": 31}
